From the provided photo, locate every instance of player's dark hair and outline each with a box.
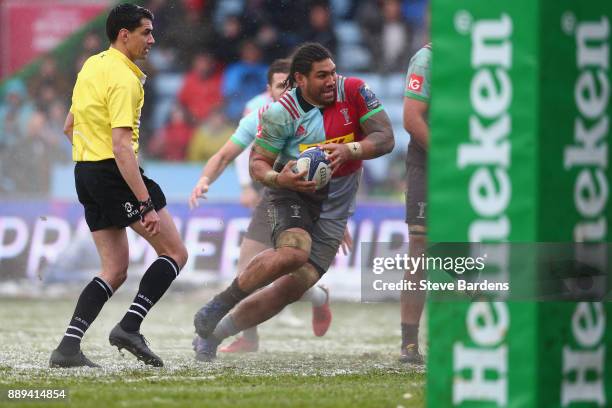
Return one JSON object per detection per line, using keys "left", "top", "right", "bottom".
{"left": 284, "top": 43, "right": 333, "bottom": 89}
{"left": 106, "top": 3, "right": 154, "bottom": 43}
{"left": 267, "top": 58, "right": 291, "bottom": 85}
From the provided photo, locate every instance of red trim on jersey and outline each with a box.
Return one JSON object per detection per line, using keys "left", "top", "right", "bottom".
{"left": 278, "top": 98, "right": 298, "bottom": 119}
{"left": 284, "top": 94, "right": 300, "bottom": 114}
{"left": 281, "top": 95, "right": 300, "bottom": 118}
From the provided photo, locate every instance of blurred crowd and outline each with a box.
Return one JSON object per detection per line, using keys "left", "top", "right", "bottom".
{"left": 0, "top": 0, "right": 428, "bottom": 197}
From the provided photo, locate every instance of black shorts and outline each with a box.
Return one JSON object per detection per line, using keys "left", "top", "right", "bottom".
{"left": 75, "top": 159, "right": 166, "bottom": 232}
{"left": 405, "top": 164, "right": 427, "bottom": 230}
{"left": 268, "top": 190, "right": 321, "bottom": 245}
{"left": 244, "top": 191, "right": 273, "bottom": 246}
{"left": 268, "top": 189, "right": 345, "bottom": 277}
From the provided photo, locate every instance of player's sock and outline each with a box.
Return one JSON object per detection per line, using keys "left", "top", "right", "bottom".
{"left": 242, "top": 326, "right": 258, "bottom": 342}
{"left": 212, "top": 314, "right": 241, "bottom": 341}
{"left": 301, "top": 285, "right": 327, "bottom": 307}
{"left": 401, "top": 323, "right": 419, "bottom": 349}
{"left": 57, "top": 276, "right": 113, "bottom": 355}
{"left": 119, "top": 255, "right": 179, "bottom": 332}
{"left": 215, "top": 278, "right": 249, "bottom": 308}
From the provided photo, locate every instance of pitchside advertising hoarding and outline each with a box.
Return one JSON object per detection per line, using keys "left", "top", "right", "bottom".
{"left": 0, "top": 201, "right": 406, "bottom": 298}
{"left": 429, "top": 0, "right": 611, "bottom": 407}
{"left": 0, "top": 0, "right": 108, "bottom": 78}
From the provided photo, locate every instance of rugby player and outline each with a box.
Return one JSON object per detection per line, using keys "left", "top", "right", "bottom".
{"left": 192, "top": 42, "right": 394, "bottom": 361}
{"left": 400, "top": 42, "right": 431, "bottom": 365}
{"left": 189, "top": 59, "right": 339, "bottom": 354}
{"left": 49, "top": 3, "right": 187, "bottom": 368}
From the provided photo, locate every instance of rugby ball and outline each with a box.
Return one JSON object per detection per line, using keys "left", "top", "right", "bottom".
{"left": 296, "top": 147, "right": 331, "bottom": 190}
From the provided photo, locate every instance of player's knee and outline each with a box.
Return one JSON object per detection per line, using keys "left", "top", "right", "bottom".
{"left": 276, "top": 229, "right": 311, "bottom": 268}
{"left": 277, "top": 230, "right": 311, "bottom": 255}
{"left": 276, "top": 246, "right": 310, "bottom": 271}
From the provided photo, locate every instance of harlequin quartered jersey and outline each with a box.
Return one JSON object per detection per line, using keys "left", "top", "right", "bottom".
{"left": 255, "top": 75, "right": 384, "bottom": 178}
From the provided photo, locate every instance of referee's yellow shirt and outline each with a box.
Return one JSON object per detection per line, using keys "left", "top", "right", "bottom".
{"left": 70, "top": 47, "right": 147, "bottom": 162}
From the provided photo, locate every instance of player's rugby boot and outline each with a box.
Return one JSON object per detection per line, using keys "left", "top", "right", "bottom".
{"left": 312, "top": 285, "right": 332, "bottom": 337}
{"left": 219, "top": 336, "right": 259, "bottom": 353}
{"left": 49, "top": 348, "right": 100, "bottom": 368}
{"left": 193, "top": 297, "right": 233, "bottom": 338}
{"left": 399, "top": 344, "right": 424, "bottom": 365}
{"left": 193, "top": 335, "right": 220, "bottom": 362}
{"left": 109, "top": 323, "right": 163, "bottom": 367}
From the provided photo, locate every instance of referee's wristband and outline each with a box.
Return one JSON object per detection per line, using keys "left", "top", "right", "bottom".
{"left": 138, "top": 197, "right": 154, "bottom": 220}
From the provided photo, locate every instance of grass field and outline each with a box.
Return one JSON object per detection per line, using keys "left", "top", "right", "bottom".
{"left": 0, "top": 293, "right": 425, "bottom": 407}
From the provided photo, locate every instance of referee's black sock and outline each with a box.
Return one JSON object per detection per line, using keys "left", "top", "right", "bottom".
{"left": 401, "top": 323, "right": 419, "bottom": 349}
{"left": 57, "top": 277, "right": 113, "bottom": 355}
{"left": 119, "top": 255, "right": 180, "bottom": 332}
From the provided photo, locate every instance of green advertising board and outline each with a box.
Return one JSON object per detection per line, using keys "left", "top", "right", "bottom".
{"left": 428, "top": 0, "right": 612, "bottom": 406}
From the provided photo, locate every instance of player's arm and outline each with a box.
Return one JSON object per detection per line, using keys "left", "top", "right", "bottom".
{"left": 325, "top": 109, "right": 395, "bottom": 171}
{"left": 63, "top": 112, "right": 74, "bottom": 144}
{"left": 403, "top": 97, "right": 429, "bottom": 150}
{"left": 250, "top": 146, "right": 315, "bottom": 193}
{"left": 233, "top": 111, "right": 262, "bottom": 208}
{"left": 250, "top": 110, "right": 315, "bottom": 192}
{"left": 356, "top": 109, "right": 395, "bottom": 158}
{"left": 235, "top": 146, "right": 260, "bottom": 208}
{"left": 190, "top": 140, "right": 244, "bottom": 208}
{"left": 112, "top": 127, "right": 160, "bottom": 235}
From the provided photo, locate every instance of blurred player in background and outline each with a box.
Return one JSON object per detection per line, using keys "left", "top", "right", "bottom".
{"left": 189, "top": 59, "right": 339, "bottom": 354}
{"left": 400, "top": 42, "right": 431, "bottom": 365}
{"left": 50, "top": 3, "right": 187, "bottom": 368}
{"left": 193, "top": 42, "right": 394, "bottom": 361}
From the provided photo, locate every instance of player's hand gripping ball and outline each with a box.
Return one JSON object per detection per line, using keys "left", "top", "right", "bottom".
{"left": 295, "top": 147, "right": 331, "bottom": 190}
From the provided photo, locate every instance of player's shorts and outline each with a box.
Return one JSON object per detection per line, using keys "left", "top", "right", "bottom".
{"left": 74, "top": 159, "right": 166, "bottom": 232}
{"left": 244, "top": 191, "right": 273, "bottom": 247}
{"left": 405, "top": 164, "right": 427, "bottom": 232}
{"left": 268, "top": 193, "right": 347, "bottom": 277}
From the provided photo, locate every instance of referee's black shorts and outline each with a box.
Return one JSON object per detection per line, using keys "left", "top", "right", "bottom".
{"left": 74, "top": 159, "right": 166, "bottom": 232}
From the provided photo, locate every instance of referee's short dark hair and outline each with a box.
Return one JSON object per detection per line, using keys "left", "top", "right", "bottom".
{"left": 285, "top": 43, "right": 333, "bottom": 89}
{"left": 106, "top": 3, "right": 154, "bottom": 43}
{"left": 267, "top": 59, "right": 291, "bottom": 85}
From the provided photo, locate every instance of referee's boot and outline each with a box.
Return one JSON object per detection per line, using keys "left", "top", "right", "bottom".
{"left": 109, "top": 323, "right": 163, "bottom": 367}
{"left": 193, "top": 296, "right": 233, "bottom": 338}
{"left": 49, "top": 348, "right": 101, "bottom": 368}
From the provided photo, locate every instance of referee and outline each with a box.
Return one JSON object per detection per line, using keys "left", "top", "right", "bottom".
{"left": 49, "top": 3, "right": 188, "bottom": 368}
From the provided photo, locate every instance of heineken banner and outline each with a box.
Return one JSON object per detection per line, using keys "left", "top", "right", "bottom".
{"left": 429, "top": 0, "right": 611, "bottom": 407}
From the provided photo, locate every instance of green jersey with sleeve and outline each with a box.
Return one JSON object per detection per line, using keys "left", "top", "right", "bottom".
{"left": 404, "top": 43, "right": 431, "bottom": 167}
